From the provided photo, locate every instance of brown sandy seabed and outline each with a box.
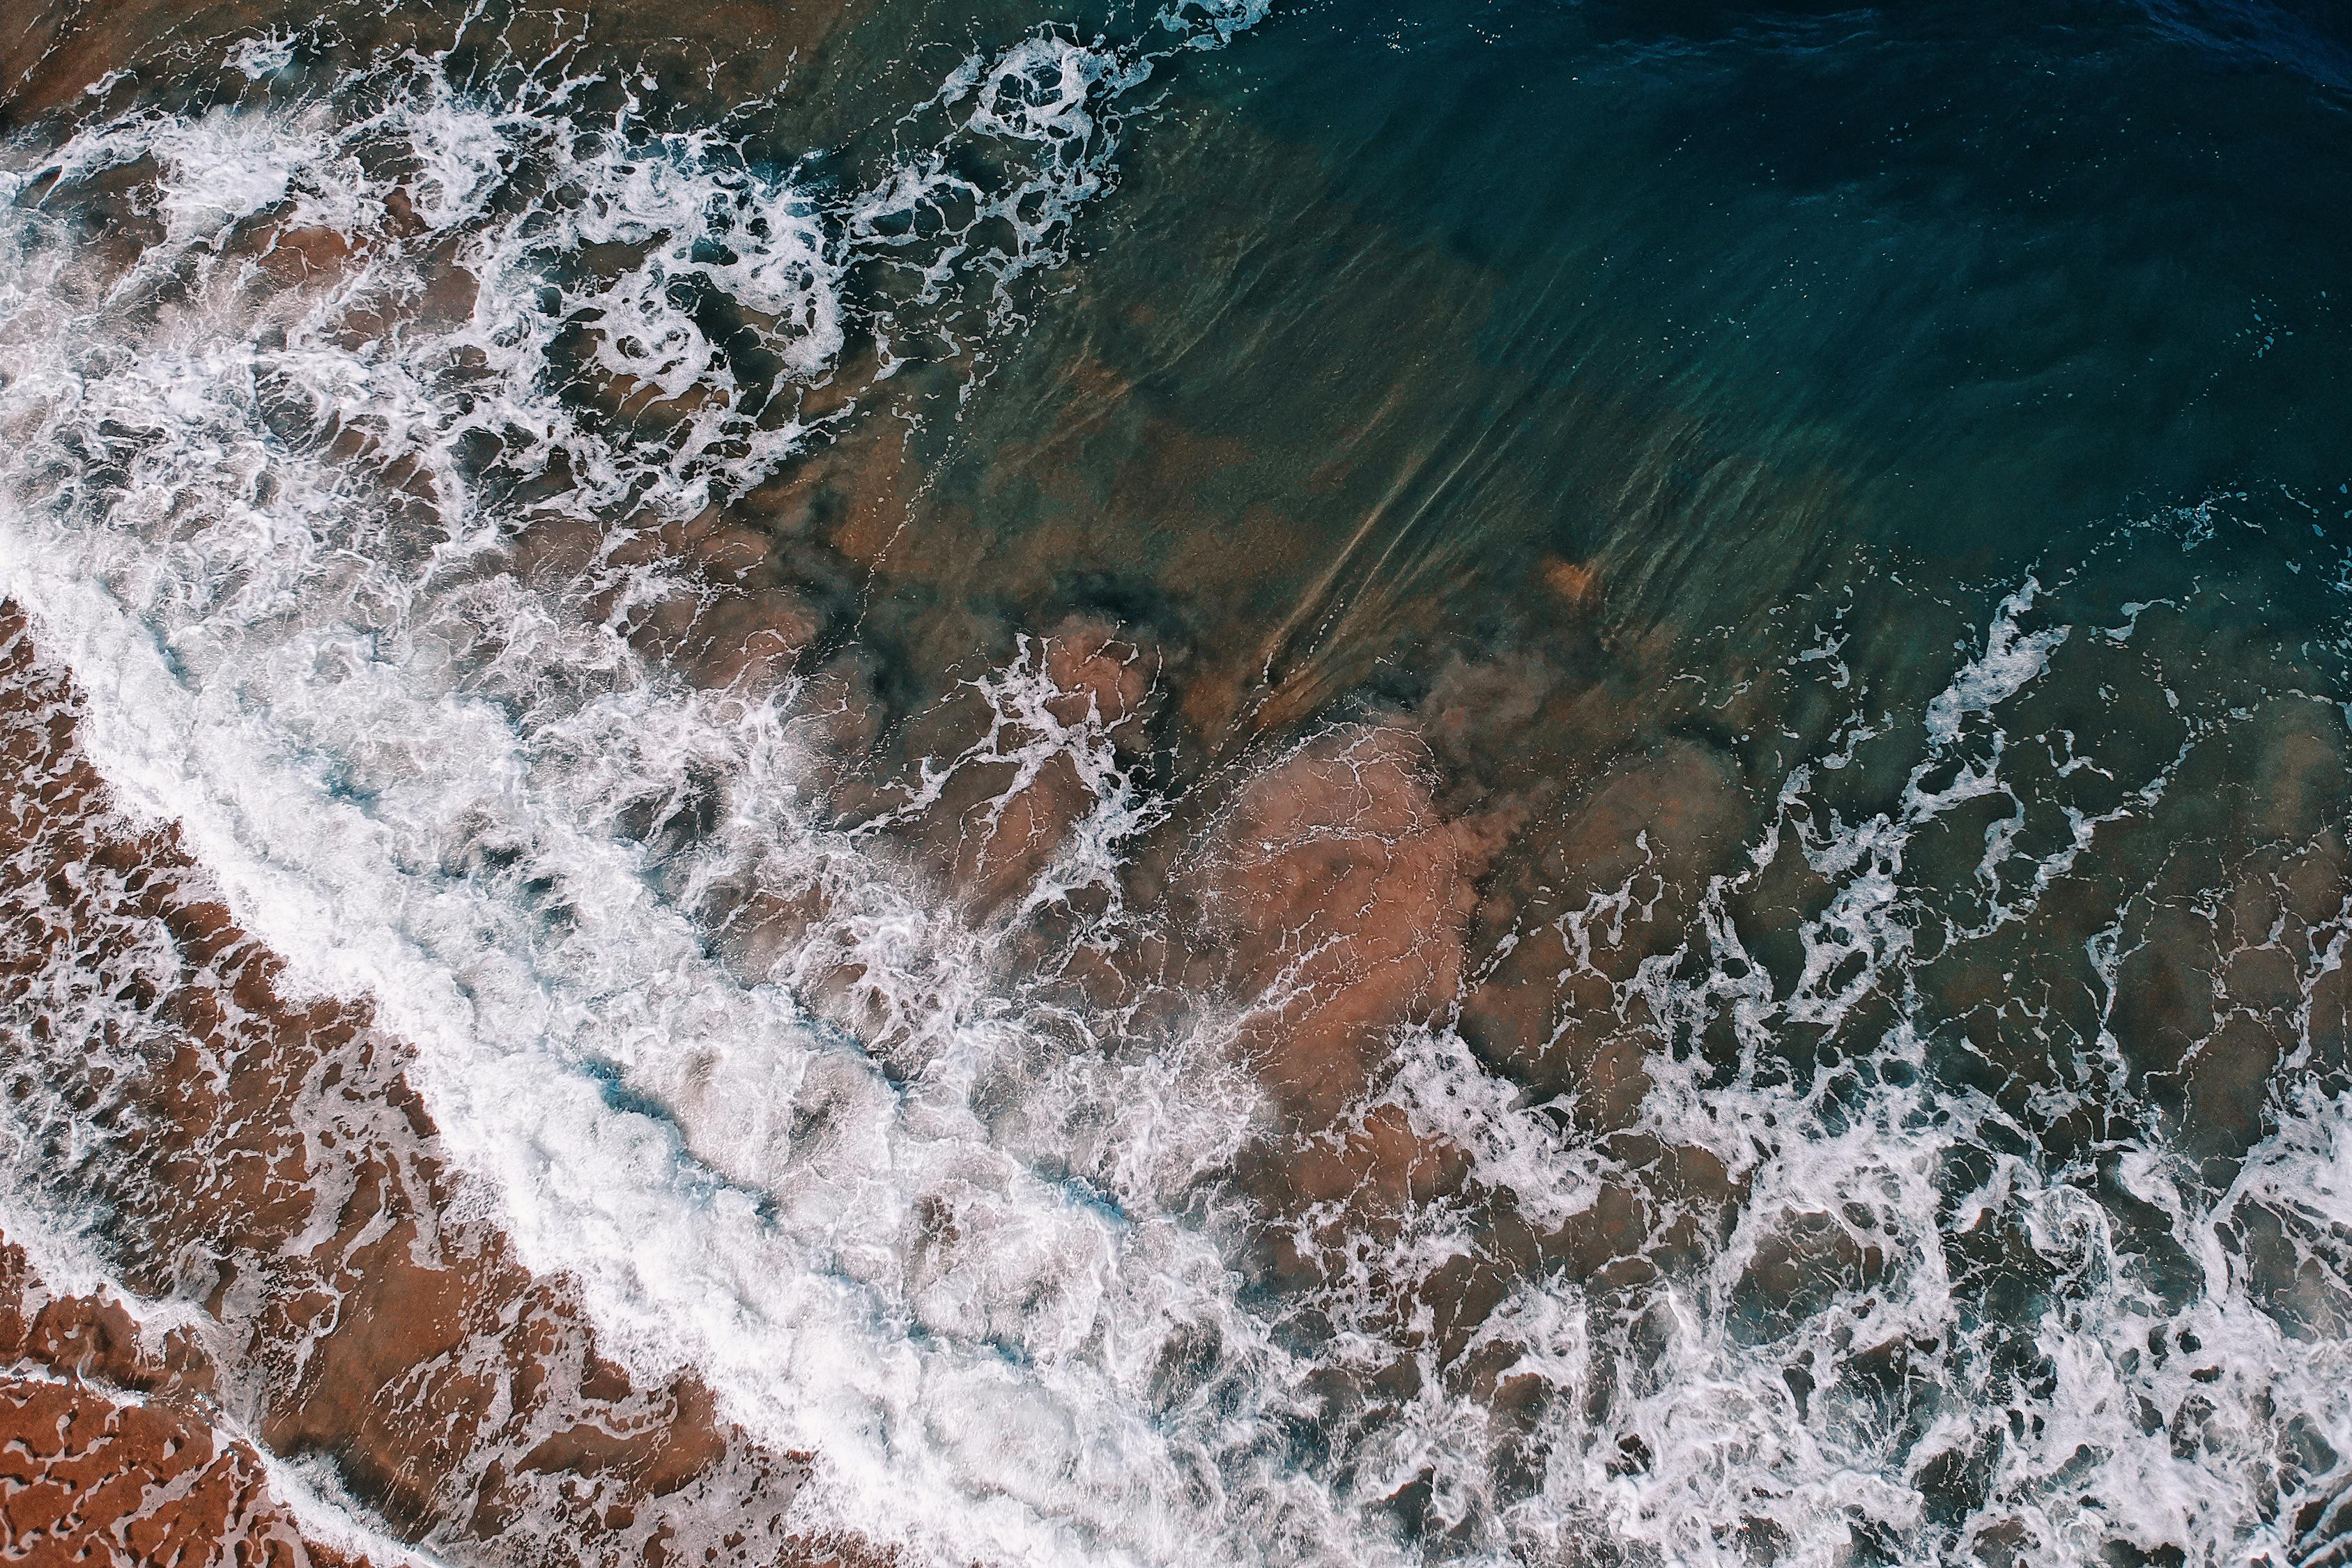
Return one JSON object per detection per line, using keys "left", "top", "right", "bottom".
{"left": 0, "top": 509, "right": 1667, "bottom": 1565}
{"left": 0, "top": 594, "right": 915, "bottom": 1567}
{"left": 0, "top": 0, "right": 877, "bottom": 1554}
{"left": 0, "top": 5, "right": 1370, "bottom": 1562}
{"left": 8, "top": 516, "right": 2348, "bottom": 1567}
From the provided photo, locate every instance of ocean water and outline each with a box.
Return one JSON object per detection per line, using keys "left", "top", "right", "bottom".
{"left": 1, "top": 1, "right": 2349, "bottom": 1565}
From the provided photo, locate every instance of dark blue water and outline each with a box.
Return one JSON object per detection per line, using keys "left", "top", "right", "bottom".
{"left": 1252, "top": 0, "right": 2351, "bottom": 539}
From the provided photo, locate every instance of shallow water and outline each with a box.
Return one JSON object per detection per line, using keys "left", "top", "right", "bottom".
{"left": 1, "top": 1, "right": 2349, "bottom": 1565}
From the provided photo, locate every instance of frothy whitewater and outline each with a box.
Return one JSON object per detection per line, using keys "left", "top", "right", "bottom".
{"left": 4, "top": 13, "right": 2352, "bottom": 1568}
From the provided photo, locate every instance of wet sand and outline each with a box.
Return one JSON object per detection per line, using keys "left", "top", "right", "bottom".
{"left": 1, "top": 1229, "right": 368, "bottom": 1567}
{"left": 1, "top": 602, "right": 892, "bottom": 1566}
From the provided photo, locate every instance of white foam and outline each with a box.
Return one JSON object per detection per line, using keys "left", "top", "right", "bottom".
{"left": 1923, "top": 576, "right": 2069, "bottom": 747}
{"left": 0, "top": 1194, "right": 445, "bottom": 1568}
{"left": 226, "top": 31, "right": 300, "bottom": 82}
{"left": 0, "top": 17, "right": 1436, "bottom": 1568}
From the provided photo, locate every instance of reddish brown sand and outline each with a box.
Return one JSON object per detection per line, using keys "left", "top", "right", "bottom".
{"left": 1185, "top": 726, "right": 1505, "bottom": 1156}
{"left": 3, "top": 0, "right": 860, "bottom": 125}
{"left": 0, "top": 601, "right": 893, "bottom": 1567}
{"left": 0, "top": 1230, "right": 368, "bottom": 1568}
